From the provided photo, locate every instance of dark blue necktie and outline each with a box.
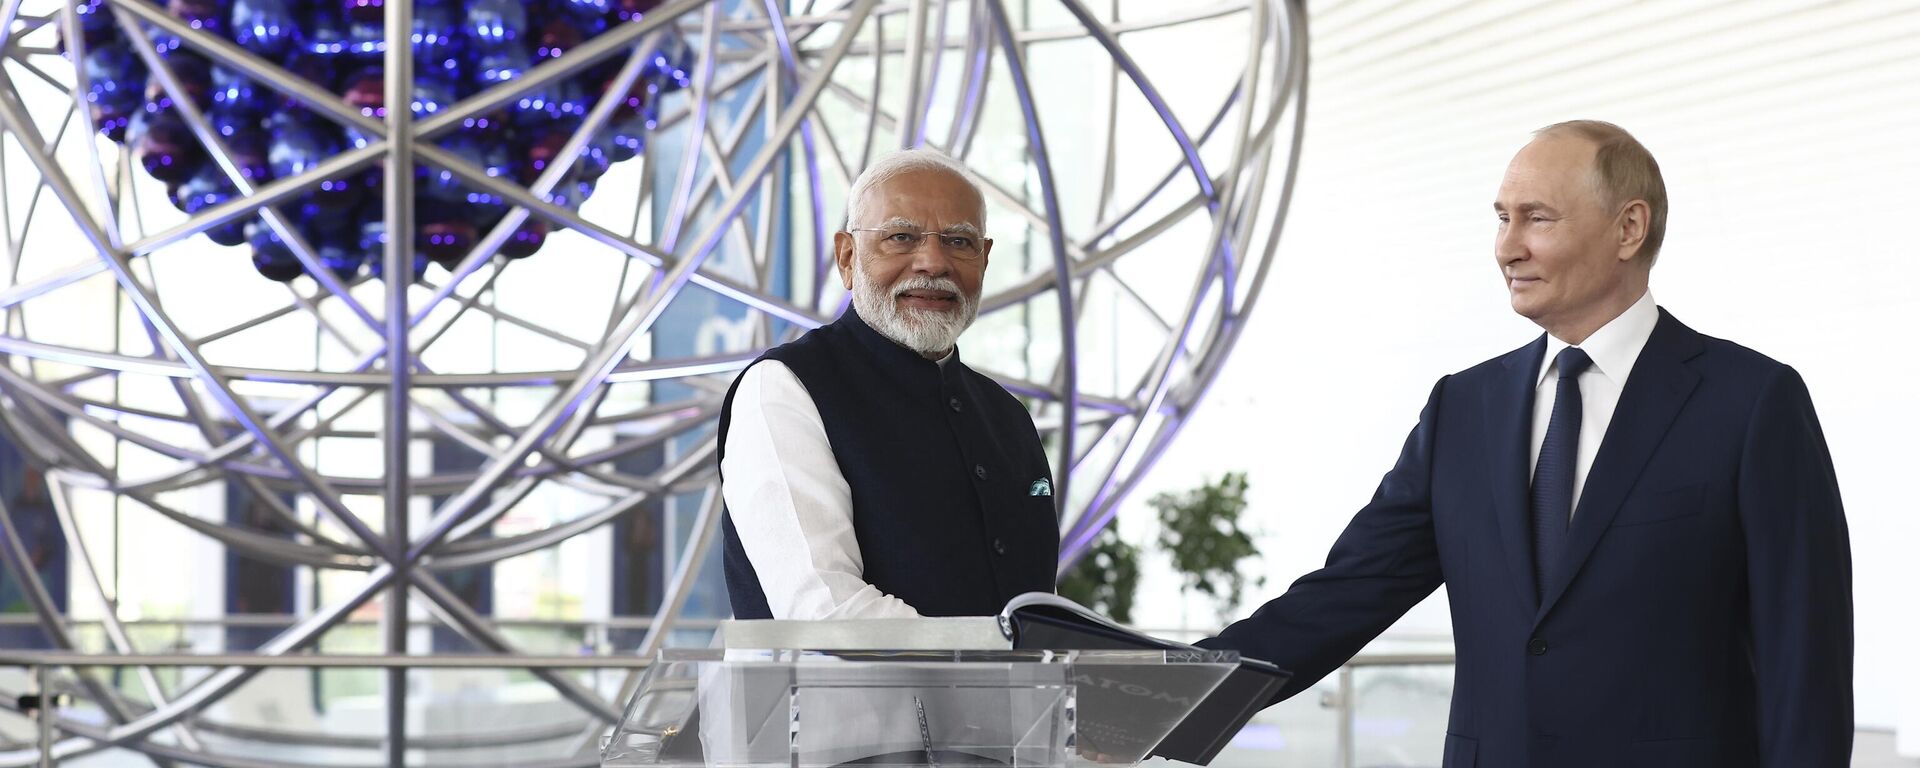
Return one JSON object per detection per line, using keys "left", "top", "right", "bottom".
{"left": 1532, "top": 347, "right": 1592, "bottom": 594}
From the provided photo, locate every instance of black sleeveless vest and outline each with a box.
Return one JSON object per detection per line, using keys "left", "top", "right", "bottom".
{"left": 718, "top": 309, "right": 1058, "bottom": 618}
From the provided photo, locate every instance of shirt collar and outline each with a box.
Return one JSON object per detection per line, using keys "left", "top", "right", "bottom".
{"left": 1536, "top": 290, "right": 1659, "bottom": 388}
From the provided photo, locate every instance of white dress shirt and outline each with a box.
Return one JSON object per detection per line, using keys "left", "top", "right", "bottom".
{"left": 1529, "top": 290, "right": 1659, "bottom": 518}
{"left": 720, "top": 359, "right": 945, "bottom": 620}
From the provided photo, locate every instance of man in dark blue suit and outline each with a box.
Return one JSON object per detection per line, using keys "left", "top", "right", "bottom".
{"left": 1200, "top": 121, "right": 1853, "bottom": 767}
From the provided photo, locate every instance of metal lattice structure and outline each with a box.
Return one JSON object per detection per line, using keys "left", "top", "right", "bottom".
{"left": 0, "top": 0, "right": 1305, "bottom": 764}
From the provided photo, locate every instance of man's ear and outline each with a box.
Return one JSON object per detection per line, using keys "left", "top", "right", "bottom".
{"left": 1616, "top": 199, "right": 1649, "bottom": 262}
{"left": 834, "top": 231, "right": 856, "bottom": 290}
{"left": 978, "top": 238, "right": 992, "bottom": 271}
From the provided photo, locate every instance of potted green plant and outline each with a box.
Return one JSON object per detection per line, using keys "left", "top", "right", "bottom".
{"left": 1057, "top": 519, "right": 1142, "bottom": 624}
{"left": 1152, "top": 471, "right": 1263, "bottom": 628}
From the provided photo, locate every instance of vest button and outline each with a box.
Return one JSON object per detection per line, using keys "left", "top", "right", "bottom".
{"left": 1527, "top": 637, "right": 1548, "bottom": 656}
{"left": 974, "top": 464, "right": 986, "bottom": 480}
{"left": 992, "top": 538, "right": 1007, "bottom": 556}
{"left": 949, "top": 396, "right": 963, "bottom": 413}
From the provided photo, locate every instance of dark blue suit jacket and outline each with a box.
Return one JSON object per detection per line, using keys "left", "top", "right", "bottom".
{"left": 1201, "top": 309, "right": 1853, "bottom": 767}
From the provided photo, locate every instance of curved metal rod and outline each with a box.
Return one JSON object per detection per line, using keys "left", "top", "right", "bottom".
{"left": 0, "top": 100, "right": 392, "bottom": 552}
{"left": 898, "top": 0, "right": 929, "bottom": 148}
{"left": 43, "top": 473, "right": 209, "bottom": 755}
{"left": 983, "top": 0, "right": 1078, "bottom": 516}
{"left": 658, "top": 2, "right": 725, "bottom": 251}
{"left": 54, "top": 567, "right": 400, "bottom": 759}
{"left": 1080, "top": 81, "right": 1243, "bottom": 250}
{"left": 125, "top": 13, "right": 651, "bottom": 511}
{"left": 57, "top": 2, "right": 121, "bottom": 254}
{"left": 417, "top": 35, "right": 663, "bottom": 334}
{"left": 121, "top": 269, "right": 352, "bottom": 552}
{"left": 409, "top": 569, "right": 621, "bottom": 723}
{"left": 1053, "top": 0, "right": 1219, "bottom": 208}
{"left": 95, "top": 388, "right": 378, "bottom": 498}
{"left": 426, "top": 435, "right": 717, "bottom": 569}
{"left": 0, "top": 493, "right": 176, "bottom": 768}
{"left": 70, "top": 400, "right": 717, "bottom": 504}
{"left": 429, "top": 412, "right": 722, "bottom": 554}
{"left": 1058, "top": 0, "right": 1277, "bottom": 547}
{"left": 758, "top": 0, "right": 831, "bottom": 291}
{"left": 108, "top": 0, "right": 820, "bottom": 336}
{"left": 857, "top": 10, "right": 883, "bottom": 171}
{"left": 175, "top": 715, "right": 592, "bottom": 751}
{"left": 944, "top": 0, "right": 992, "bottom": 158}
{"left": 1059, "top": 0, "right": 1308, "bottom": 566}
{"left": 1060, "top": 104, "right": 1246, "bottom": 543}
{"left": 1057, "top": 0, "right": 1298, "bottom": 534}
{"left": 91, "top": 259, "right": 585, "bottom": 502}
{"left": 0, "top": 342, "right": 761, "bottom": 388}
{"left": 405, "top": 0, "right": 879, "bottom": 565}
{"left": 0, "top": 260, "right": 109, "bottom": 310}
{"left": 917, "top": 0, "right": 955, "bottom": 149}
{"left": 116, "top": 8, "right": 383, "bottom": 336}
{"left": 565, "top": 477, "right": 727, "bottom": 760}
{"left": 0, "top": 706, "right": 600, "bottom": 768}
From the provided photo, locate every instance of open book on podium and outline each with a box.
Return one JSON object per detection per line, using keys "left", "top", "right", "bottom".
{"left": 996, "top": 593, "right": 1288, "bottom": 764}
{"left": 600, "top": 594, "right": 1287, "bottom": 767}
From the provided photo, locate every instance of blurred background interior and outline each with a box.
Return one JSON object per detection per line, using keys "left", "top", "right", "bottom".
{"left": 0, "top": 0, "right": 1913, "bottom": 765}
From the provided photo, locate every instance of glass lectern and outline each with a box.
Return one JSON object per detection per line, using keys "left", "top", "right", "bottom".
{"left": 601, "top": 647, "right": 1242, "bottom": 768}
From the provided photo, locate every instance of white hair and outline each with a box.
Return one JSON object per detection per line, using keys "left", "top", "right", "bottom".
{"left": 843, "top": 148, "right": 986, "bottom": 231}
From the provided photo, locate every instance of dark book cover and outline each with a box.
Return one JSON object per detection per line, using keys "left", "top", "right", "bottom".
{"left": 997, "top": 594, "right": 1289, "bottom": 765}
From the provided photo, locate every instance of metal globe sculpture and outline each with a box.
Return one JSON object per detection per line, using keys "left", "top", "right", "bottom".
{"left": 0, "top": 0, "right": 1305, "bottom": 764}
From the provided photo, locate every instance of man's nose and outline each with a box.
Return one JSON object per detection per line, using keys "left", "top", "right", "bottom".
{"left": 908, "top": 238, "right": 952, "bottom": 274}
{"left": 1496, "top": 225, "right": 1526, "bottom": 264}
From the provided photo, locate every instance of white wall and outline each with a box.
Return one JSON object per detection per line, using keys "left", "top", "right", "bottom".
{"left": 1122, "top": 0, "right": 1920, "bottom": 749}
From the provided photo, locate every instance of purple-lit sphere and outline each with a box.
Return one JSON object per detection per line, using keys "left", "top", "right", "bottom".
{"left": 417, "top": 209, "right": 477, "bottom": 267}
{"left": 613, "top": 0, "right": 667, "bottom": 23}
{"left": 500, "top": 219, "right": 548, "bottom": 259}
{"left": 346, "top": 20, "right": 386, "bottom": 60}
{"left": 136, "top": 111, "right": 205, "bottom": 184}
{"left": 342, "top": 0, "right": 383, "bottom": 26}
{"left": 144, "top": 54, "right": 212, "bottom": 112}
{"left": 247, "top": 222, "right": 303, "bottom": 282}
{"left": 227, "top": 131, "right": 274, "bottom": 186}
{"left": 168, "top": 0, "right": 226, "bottom": 38}
{"left": 74, "top": 0, "right": 116, "bottom": 46}
{"left": 534, "top": 19, "right": 587, "bottom": 61}
{"left": 413, "top": 4, "right": 460, "bottom": 71}
{"left": 474, "top": 42, "right": 530, "bottom": 85}
{"left": 465, "top": 0, "right": 526, "bottom": 46}
{"left": 83, "top": 47, "right": 144, "bottom": 142}
{"left": 316, "top": 240, "right": 364, "bottom": 278}
{"left": 177, "top": 167, "right": 249, "bottom": 246}
{"left": 232, "top": 0, "right": 297, "bottom": 57}
{"left": 412, "top": 75, "right": 456, "bottom": 118}
{"left": 267, "top": 112, "right": 359, "bottom": 209}
{"left": 61, "top": 0, "right": 694, "bottom": 280}
{"left": 304, "top": 7, "right": 349, "bottom": 58}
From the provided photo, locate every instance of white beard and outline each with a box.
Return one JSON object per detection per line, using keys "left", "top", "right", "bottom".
{"left": 851, "top": 268, "right": 980, "bottom": 357}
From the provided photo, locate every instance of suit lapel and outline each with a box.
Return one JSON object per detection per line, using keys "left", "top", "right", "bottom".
{"left": 1534, "top": 309, "right": 1703, "bottom": 626}
{"left": 1484, "top": 335, "right": 1547, "bottom": 615}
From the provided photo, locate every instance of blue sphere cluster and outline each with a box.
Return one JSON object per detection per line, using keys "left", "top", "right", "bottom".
{"left": 69, "top": 0, "right": 692, "bottom": 281}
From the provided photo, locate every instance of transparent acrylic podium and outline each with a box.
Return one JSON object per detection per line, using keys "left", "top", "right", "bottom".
{"left": 600, "top": 647, "right": 1242, "bottom": 768}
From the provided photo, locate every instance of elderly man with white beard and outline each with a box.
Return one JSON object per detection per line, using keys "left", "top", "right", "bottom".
{"left": 717, "top": 149, "right": 1058, "bottom": 620}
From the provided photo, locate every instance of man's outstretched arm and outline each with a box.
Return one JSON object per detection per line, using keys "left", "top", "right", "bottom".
{"left": 1199, "top": 377, "right": 1450, "bottom": 702}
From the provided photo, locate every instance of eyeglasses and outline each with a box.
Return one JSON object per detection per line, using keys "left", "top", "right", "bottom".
{"left": 848, "top": 227, "right": 987, "bottom": 259}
